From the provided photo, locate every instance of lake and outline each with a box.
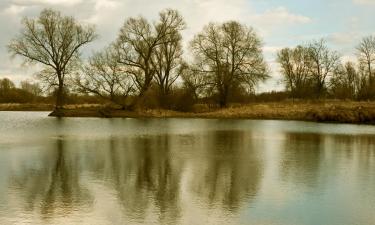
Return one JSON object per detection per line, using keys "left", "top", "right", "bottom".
{"left": 0, "top": 111, "right": 374, "bottom": 225}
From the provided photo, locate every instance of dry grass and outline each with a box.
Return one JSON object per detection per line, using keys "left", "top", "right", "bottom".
{"left": 4, "top": 101, "right": 375, "bottom": 125}
{"left": 0, "top": 103, "right": 53, "bottom": 111}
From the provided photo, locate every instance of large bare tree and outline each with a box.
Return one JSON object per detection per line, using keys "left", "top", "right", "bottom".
{"left": 8, "top": 9, "right": 96, "bottom": 109}
{"left": 152, "top": 26, "right": 185, "bottom": 101}
{"left": 75, "top": 46, "right": 134, "bottom": 108}
{"left": 116, "top": 9, "right": 185, "bottom": 106}
{"left": 191, "top": 21, "right": 268, "bottom": 107}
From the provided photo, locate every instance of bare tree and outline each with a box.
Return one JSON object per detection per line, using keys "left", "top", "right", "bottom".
{"left": 8, "top": 9, "right": 97, "bottom": 110}
{"left": 75, "top": 46, "right": 134, "bottom": 108}
{"left": 308, "top": 39, "right": 340, "bottom": 97}
{"left": 191, "top": 21, "right": 268, "bottom": 107}
{"left": 329, "top": 61, "right": 358, "bottom": 99}
{"left": 357, "top": 36, "right": 375, "bottom": 85}
{"left": 152, "top": 27, "right": 185, "bottom": 101}
{"left": 181, "top": 65, "right": 207, "bottom": 101}
{"left": 20, "top": 80, "right": 43, "bottom": 96}
{"left": 116, "top": 9, "right": 185, "bottom": 106}
{"left": 277, "top": 46, "right": 312, "bottom": 98}
{"left": 0, "top": 78, "right": 15, "bottom": 91}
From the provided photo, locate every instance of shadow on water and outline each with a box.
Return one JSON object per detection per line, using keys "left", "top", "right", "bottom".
{"left": 85, "top": 129, "right": 264, "bottom": 223}
{"left": 280, "top": 133, "right": 325, "bottom": 189}
{"left": 280, "top": 132, "right": 375, "bottom": 190}
{"left": 6, "top": 128, "right": 265, "bottom": 224}
{"left": 4, "top": 116, "right": 375, "bottom": 225}
{"left": 9, "top": 137, "right": 93, "bottom": 220}
{"left": 185, "top": 130, "right": 264, "bottom": 210}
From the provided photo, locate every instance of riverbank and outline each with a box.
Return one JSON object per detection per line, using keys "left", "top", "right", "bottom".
{"left": 42, "top": 101, "right": 375, "bottom": 125}
{"left": 0, "top": 103, "right": 53, "bottom": 111}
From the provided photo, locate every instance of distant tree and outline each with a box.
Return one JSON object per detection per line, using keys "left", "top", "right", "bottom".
{"left": 20, "top": 80, "right": 43, "bottom": 96}
{"left": 75, "top": 46, "right": 134, "bottom": 108}
{"left": 0, "top": 78, "right": 15, "bottom": 91}
{"left": 116, "top": 9, "right": 186, "bottom": 107}
{"left": 277, "top": 46, "right": 313, "bottom": 98}
{"left": 357, "top": 36, "right": 375, "bottom": 95}
{"left": 308, "top": 39, "right": 340, "bottom": 97}
{"left": 190, "top": 21, "right": 268, "bottom": 107}
{"left": 329, "top": 62, "right": 358, "bottom": 99}
{"left": 0, "top": 78, "right": 15, "bottom": 100}
{"left": 8, "top": 9, "right": 96, "bottom": 110}
{"left": 0, "top": 78, "right": 37, "bottom": 103}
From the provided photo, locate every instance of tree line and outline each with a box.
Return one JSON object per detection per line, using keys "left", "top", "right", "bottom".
{"left": 6, "top": 8, "right": 375, "bottom": 111}
{"left": 277, "top": 37, "right": 375, "bottom": 100}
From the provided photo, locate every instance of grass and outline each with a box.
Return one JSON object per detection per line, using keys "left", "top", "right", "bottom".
{"left": 41, "top": 100, "right": 375, "bottom": 125}
{"left": 0, "top": 103, "right": 54, "bottom": 111}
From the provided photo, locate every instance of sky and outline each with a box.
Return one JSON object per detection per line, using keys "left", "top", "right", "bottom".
{"left": 0, "top": 0, "right": 375, "bottom": 92}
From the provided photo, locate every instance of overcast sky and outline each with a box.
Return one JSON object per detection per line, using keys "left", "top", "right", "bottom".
{"left": 0, "top": 0, "right": 375, "bottom": 91}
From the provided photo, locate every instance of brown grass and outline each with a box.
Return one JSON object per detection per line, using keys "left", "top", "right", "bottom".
{"left": 3, "top": 101, "right": 375, "bottom": 125}
{"left": 0, "top": 103, "right": 53, "bottom": 111}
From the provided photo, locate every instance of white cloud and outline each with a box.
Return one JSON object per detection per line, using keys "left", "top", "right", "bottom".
{"left": 353, "top": 0, "right": 375, "bottom": 5}
{"left": 328, "top": 32, "right": 362, "bottom": 45}
{"left": 11, "top": 0, "right": 83, "bottom": 6}
{"left": 1, "top": 4, "right": 26, "bottom": 15}
{"left": 252, "top": 7, "right": 311, "bottom": 26}
{"left": 263, "top": 46, "right": 284, "bottom": 54}
{"left": 341, "top": 54, "right": 358, "bottom": 64}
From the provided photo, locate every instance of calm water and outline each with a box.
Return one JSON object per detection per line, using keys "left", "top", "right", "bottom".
{"left": 0, "top": 112, "right": 375, "bottom": 225}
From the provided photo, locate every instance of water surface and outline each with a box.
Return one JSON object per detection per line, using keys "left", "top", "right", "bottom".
{"left": 0, "top": 112, "right": 375, "bottom": 225}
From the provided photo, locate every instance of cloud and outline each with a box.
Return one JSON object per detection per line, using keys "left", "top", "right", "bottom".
{"left": 328, "top": 32, "right": 362, "bottom": 45}
{"left": 1, "top": 4, "right": 26, "bottom": 15}
{"left": 11, "top": 0, "right": 83, "bottom": 6}
{"left": 252, "top": 7, "right": 311, "bottom": 27}
{"left": 353, "top": 0, "right": 375, "bottom": 5}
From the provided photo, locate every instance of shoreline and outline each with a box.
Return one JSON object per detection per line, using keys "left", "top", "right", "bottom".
{"left": 2, "top": 101, "right": 375, "bottom": 125}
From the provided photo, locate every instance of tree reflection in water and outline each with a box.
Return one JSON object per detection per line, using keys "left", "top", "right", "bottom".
{"left": 9, "top": 137, "right": 93, "bottom": 220}
{"left": 6, "top": 129, "right": 265, "bottom": 224}
{"left": 280, "top": 133, "right": 325, "bottom": 189}
{"left": 183, "top": 130, "right": 264, "bottom": 210}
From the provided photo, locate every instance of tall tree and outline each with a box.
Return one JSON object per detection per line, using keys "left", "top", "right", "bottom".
{"left": 116, "top": 9, "right": 185, "bottom": 106}
{"left": 191, "top": 21, "right": 268, "bottom": 107}
{"left": 308, "top": 39, "right": 340, "bottom": 97}
{"left": 152, "top": 24, "right": 185, "bottom": 101}
{"left": 8, "top": 9, "right": 96, "bottom": 109}
{"left": 75, "top": 46, "right": 134, "bottom": 108}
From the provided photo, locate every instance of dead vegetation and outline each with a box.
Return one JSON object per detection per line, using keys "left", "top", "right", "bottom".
{"left": 40, "top": 101, "right": 375, "bottom": 125}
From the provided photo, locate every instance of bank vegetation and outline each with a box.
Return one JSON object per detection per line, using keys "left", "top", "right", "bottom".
{"left": 2, "top": 8, "right": 375, "bottom": 124}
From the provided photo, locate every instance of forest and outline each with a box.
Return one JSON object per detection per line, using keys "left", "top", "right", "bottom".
{"left": 2, "top": 8, "right": 375, "bottom": 114}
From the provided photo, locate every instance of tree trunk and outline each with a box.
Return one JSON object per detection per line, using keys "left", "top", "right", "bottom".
{"left": 218, "top": 87, "right": 228, "bottom": 108}
{"left": 55, "top": 79, "right": 64, "bottom": 110}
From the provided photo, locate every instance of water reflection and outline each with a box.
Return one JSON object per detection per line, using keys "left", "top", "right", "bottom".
{"left": 1, "top": 114, "right": 375, "bottom": 225}
{"left": 4, "top": 129, "right": 264, "bottom": 224}
{"left": 9, "top": 138, "right": 93, "bottom": 219}
{"left": 185, "top": 130, "right": 264, "bottom": 210}
{"left": 280, "top": 133, "right": 325, "bottom": 189}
